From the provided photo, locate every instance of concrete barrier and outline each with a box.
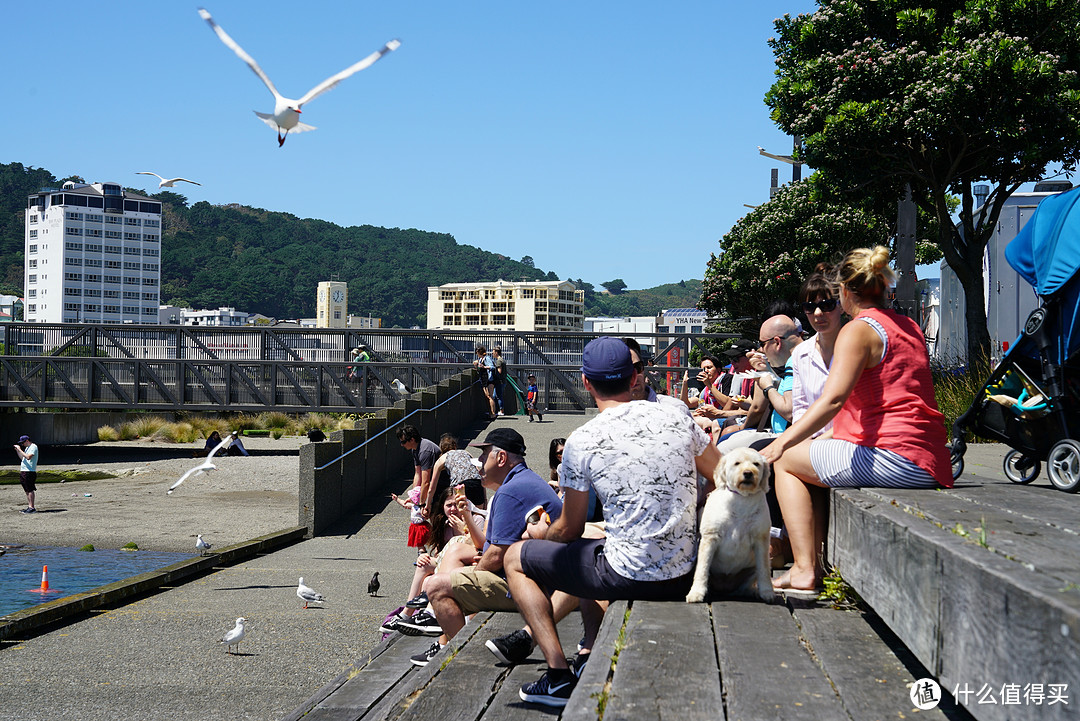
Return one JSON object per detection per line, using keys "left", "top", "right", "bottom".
{"left": 298, "top": 369, "right": 488, "bottom": 537}
{"left": 0, "top": 411, "right": 170, "bottom": 445}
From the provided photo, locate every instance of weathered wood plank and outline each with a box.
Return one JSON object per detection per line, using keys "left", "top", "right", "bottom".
{"left": 563, "top": 600, "right": 629, "bottom": 721}
{"left": 713, "top": 599, "right": 847, "bottom": 720}
{"left": 793, "top": 604, "right": 960, "bottom": 720}
{"left": 317, "top": 634, "right": 434, "bottom": 713}
{"left": 603, "top": 601, "right": 723, "bottom": 721}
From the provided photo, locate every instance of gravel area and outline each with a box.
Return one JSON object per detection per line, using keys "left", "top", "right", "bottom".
{"left": 1, "top": 437, "right": 306, "bottom": 552}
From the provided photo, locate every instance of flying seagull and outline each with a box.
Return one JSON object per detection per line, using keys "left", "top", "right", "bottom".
{"left": 168, "top": 434, "right": 233, "bottom": 494}
{"left": 197, "top": 8, "right": 400, "bottom": 146}
{"left": 297, "top": 577, "right": 326, "bottom": 609}
{"left": 196, "top": 534, "right": 213, "bottom": 555}
{"left": 220, "top": 617, "right": 247, "bottom": 654}
{"left": 135, "top": 172, "right": 201, "bottom": 189}
{"left": 367, "top": 571, "right": 380, "bottom": 597}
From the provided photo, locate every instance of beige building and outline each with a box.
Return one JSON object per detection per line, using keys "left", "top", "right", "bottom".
{"left": 426, "top": 279, "right": 584, "bottom": 331}
{"left": 316, "top": 281, "right": 348, "bottom": 328}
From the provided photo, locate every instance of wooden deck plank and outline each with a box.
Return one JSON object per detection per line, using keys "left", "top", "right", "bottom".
{"left": 713, "top": 599, "right": 847, "bottom": 720}
{"left": 602, "top": 602, "right": 722, "bottom": 721}
{"left": 318, "top": 634, "right": 434, "bottom": 712}
{"left": 562, "top": 600, "right": 629, "bottom": 721}
{"left": 793, "top": 605, "right": 964, "bottom": 720}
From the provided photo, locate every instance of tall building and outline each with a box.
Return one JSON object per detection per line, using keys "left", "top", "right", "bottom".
{"left": 316, "top": 281, "right": 348, "bottom": 328}
{"left": 426, "top": 279, "right": 584, "bottom": 331}
{"left": 24, "top": 181, "right": 162, "bottom": 324}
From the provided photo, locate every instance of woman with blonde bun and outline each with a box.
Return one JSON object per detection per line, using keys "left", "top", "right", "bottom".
{"left": 761, "top": 246, "right": 951, "bottom": 594}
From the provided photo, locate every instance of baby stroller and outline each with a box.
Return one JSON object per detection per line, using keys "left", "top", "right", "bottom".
{"left": 949, "top": 187, "right": 1080, "bottom": 492}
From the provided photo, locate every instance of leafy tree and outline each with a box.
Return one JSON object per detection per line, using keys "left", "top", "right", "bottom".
{"left": 766, "top": 0, "right": 1080, "bottom": 363}
{"left": 602, "top": 278, "right": 628, "bottom": 294}
{"left": 701, "top": 178, "right": 888, "bottom": 335}
{"left": 520, "top": 255, "right": 535, "bottom": 268}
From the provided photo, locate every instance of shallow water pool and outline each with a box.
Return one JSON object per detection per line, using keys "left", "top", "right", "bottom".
{"left": 0, "top": 545, "right": 194, "bottom": 617}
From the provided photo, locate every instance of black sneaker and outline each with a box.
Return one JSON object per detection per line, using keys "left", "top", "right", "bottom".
{"left": 538, "top": 414, "right": 544, "bottom": 422}
{"left": 405, "top": 591, "right": 429, "bottom": 609}
{"left": 20, "top": 507, "right": 36, "bottom": 514}
{"left": 397, "top": 610, "right": 443, "bottom": 636}
{"left": 379, "top": 611, "right": 406, "bottom": 634}
{"left": 519, "top": 668, "right": 576, "bottom": 707}
{"left": 568, "top": 652, "right": 590, "bottom": 678}
{"left": 485, "top": 628, "right": 534, "bottom": 664}
{"left": 410, "top": 640, "right": 443, "bottom": 667}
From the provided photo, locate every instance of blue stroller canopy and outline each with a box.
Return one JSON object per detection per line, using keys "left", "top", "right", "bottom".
{"left": 1005, "top": 185, "right": 1080, "bottom": 360}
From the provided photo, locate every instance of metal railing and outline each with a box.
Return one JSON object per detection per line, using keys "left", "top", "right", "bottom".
{"left": 0, "top": 324, "right": 736, "bottom": 412}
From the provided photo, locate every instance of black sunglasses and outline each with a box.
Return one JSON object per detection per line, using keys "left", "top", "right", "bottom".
{"left": 801, "top": 298, "right": 839, "bottom": 313}
{"left": 632, "top": 361, "right": 644, "bottom": 373}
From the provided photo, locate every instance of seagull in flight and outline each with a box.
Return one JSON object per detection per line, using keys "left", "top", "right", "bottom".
{"left": 297, "top": 577, "right": 326, "bottom": 609}
{"left": 135, "top": 172, "right": 201, "bottom": 189}
{"left": 168, "top": 434, "right": 233, "bottom": 494}
{"left": 220, "top": 617, "right": 247, "bottom": 654}
{"left": 197, "top": 8, "right": 400, "bottom": 146}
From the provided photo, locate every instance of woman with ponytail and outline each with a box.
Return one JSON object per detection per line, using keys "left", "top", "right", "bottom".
{"left": 761, "top": 246, "right": 951, "bottom": 594}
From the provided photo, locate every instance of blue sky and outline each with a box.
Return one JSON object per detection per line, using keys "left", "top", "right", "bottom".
{"left": 5, "top": 1, "right": 831, "bottom": 290}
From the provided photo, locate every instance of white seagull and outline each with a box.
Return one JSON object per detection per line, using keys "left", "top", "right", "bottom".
{"left": 135, "top": 172, "right": 201, "bottom": 189}
{"left": 390, "top": 379, "right": 408, "bottom": 395}
{"left": 297, "top": 577, "right": 326, "bottom": 609}
{"left": 196, "top": 534, "right": 213, "bottom": 555}
{"left": 168, "top": 434, "right": 233, "bottom": 494}
{"left": 197, "top": 8, "right": 400, "bottom": 147}
{"left": 220, "top": 617, "right": 247, "bottom": 654}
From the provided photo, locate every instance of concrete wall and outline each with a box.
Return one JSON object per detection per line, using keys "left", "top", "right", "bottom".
{"left": 298, "top": 369, "right": 488, "bottom": 536}
{"left": 0, "top": 411, "right": 171, "bottom": 445}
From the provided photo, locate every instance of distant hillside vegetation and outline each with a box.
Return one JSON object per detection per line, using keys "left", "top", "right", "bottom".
{"left": 0, "top": 161, "right": 702, "bottom": 326}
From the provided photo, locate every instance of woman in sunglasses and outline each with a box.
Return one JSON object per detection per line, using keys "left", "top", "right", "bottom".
{"left": 789, "top": 264, "right": 844, "bottom": 438}
{"left": 761, "top": 247, "right": 952, "bottom": 596}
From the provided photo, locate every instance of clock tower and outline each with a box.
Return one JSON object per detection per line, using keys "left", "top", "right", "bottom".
{"left": 316, "top": 281, "right": 348, "bottom": 329}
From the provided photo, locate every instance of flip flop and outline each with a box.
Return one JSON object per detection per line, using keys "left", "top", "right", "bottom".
{"left": 779, "top": 587, "right": 821, "bottom": 601}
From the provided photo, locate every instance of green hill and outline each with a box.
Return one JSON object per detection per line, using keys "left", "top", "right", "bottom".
{"left": 0, "top": 161, "right": 701, "bottom": 326}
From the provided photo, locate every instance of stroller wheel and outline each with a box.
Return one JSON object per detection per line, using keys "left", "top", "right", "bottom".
{"left": 1003, "top": 450, "right": 1040, "bottom": 484}
{"left": 951, "top": 451, "right": 965, "bottom": 480}
{"left": 1047, "top": 439, "right": 1080, "bottom": 493}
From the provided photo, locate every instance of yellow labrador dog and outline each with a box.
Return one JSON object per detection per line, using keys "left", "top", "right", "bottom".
{"left": 686, "top": 447, "right": 775, "bottom": 604}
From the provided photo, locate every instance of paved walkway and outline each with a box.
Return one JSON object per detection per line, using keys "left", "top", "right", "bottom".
{"left": 0, "top": 412, "right": 587, "bottom": 721}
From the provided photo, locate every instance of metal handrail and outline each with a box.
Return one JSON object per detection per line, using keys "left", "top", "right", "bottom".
{"left": 314, "top": 377, "right": 482, "bottom": 471}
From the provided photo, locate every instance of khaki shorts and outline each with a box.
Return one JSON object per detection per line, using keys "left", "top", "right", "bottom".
{"left": 450, "top": 567, "right": 518, "bottom": 614}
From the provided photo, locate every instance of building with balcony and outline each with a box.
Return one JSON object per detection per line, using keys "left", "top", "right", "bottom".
{"left": 426, "top": 279, "right": 584, "bottom": 331}
{"left": 24, "top": 181, "right": 162, "bottom": 324}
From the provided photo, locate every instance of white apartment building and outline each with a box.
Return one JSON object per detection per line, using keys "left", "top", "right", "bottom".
{"left": 426, "top": 279, "right": 584, "bottom": 331}
{"left": 25, "top": 181, "right": 162, "bottom": 324}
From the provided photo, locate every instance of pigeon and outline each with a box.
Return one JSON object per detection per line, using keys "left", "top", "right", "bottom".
{"left": 168, "top": 434, "right": 233, "bottom": 494}
{"left": 197, "top": 8, "right": 400, "bottom": 146}
{"left": 220, "top": 617, "right": 247, "bottom": 654}
{"left": 297, "top": 577, "right": 326, "bottom": 609}
{"left": 135, "top": 172, "right": 201, "bottom": 189}
{"left": 196, "top": 534, "right": 212, "bottom": 555}
{"left": 367, "top": 571, "right": 380, "bottom": 597}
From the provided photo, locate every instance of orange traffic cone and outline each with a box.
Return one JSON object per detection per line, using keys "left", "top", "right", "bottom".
{"left": 40, "top": 565, "right": 49, "bottom": 592}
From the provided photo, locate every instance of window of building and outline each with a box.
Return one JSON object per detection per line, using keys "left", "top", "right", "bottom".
{"left": 66, "top": 212, "right": 83, "bottom": 221}
{"left": 28, "top": 229, "right": 37, "bottom": 238}
{"left": 86, "top": 228, "right": 102, "bottom": 237}
{"left": 65, "top": 257, "right": 81, "bottom": 266}
{"left": 28, "top": 244, "right": 37, "bottom": 253}
{"left": 85, "top": 243, "right": 102, "bottom": 252}
{"left": 105, "top": 215, "right": 121, "bottom": 224}
{"left": 104, "top": 305, "right": 120, "bottom": 314}
{"left": 64, "top": 303, "right": 80, "bottom": 312}
{"left": 142, "top": 292, "right": 157, "bottom": 301}
{"left": 124, "top": 262, "right": 140, "bottom": 270}
{"left": 521, "top": 289, "right": 535, "bottom": 299}
{"left": 124, "top": 276, "right": 139, "bottom": 285}
{"left": 64, "top": 287, "right": 82, "bottom": 296}
{"left": 691, "top": 326, "right": 702, "bottom": 334}
{"left": 142, "top": 248, "right": 159, "bottom": 256}
{"left": 465, "top": 315, "right": 480, "bottom": 326}
{"left": 143, "top": 219, "right": 159, "bottom": 228}
{"left": 105, "top": 230, "right": 121, "bottom": 239}
{"left": 85, "top": 275, "right": 101, "bottom": 283}
{"left": 334, "top": 311, "right": 341, "bottom": 319}
{"left": 123, "top": 291, "right": 140, "bottom": 300}
{"left": 142, "top": 278, "right": 157, "bottom": 286}
{"left": 125, "top": 217, "right": 140, "bottom": 226}
{"left": 674, "top": 326, "right": 685, "bottom": 334}
{"left": 104, "top": 290, "right": 120, "bottom": 299}
{"left": 29, "top": 260, "right": 37, "bottom": 268}
{"left": 143, "top": 234, "right": 159, "bottom": 242}
{"left": 85, "top": 304, "right": 100, "bottom": 312}
{"left": 105, "top": 260, "right": 121, "bottom": 269}
{"left": 29, "top": 215, "right": 38, "bottom": 224}
{"left": 124, "top": 243, "right": 140, "bottom": 252}
{"left": 658, "top": 326, "right": 669, "bottom": 334}
{"left": 28, "top": 304, "right": 36, "bottom": 313}
{"left": 142, "top": 307, "right": 156, "bottom": 315}
{"left": 142, "top": 263, "right": 158, "bottom": 272}
{"left": 105, "top": 245, "right": 121, "bottom": 254}
{"left": 123, "top": 306, "right": 139, "bottom": 314}
{"left": 65, "top": 272, "right": 82, "bottom": 282}
{"left": 28, "top": 275, "right": 36, "bottom": 283}
{"left": 85, "top": 288, "right": 101, "bottom": 297}
{"left": 87, "top": 214, "right": 103, "bottom": 223}
{"left": 104, "top": 276, "right": 121, "bottom": 285}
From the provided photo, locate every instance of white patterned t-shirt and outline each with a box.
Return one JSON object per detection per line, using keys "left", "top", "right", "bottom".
{"left": 560, "top": 400, "right": 710, "bottom": 581}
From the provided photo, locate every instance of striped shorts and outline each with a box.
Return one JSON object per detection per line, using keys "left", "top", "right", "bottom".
{"left": 809, "top": 439, "right": 938, "bottom": 489}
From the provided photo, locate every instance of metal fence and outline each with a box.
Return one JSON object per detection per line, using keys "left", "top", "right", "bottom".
{"left": 0, "top": 324, "right": 736, "bottom": 412}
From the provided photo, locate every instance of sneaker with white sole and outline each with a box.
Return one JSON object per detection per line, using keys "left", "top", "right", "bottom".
{"left": 397, "top": 610, "right": 443, "bottom": 636}
{"left": 410, "top": 641, "right": 443, "bottom": 667}
{"left": 405, "top": 591, "right": 429, "bottom": 609}
{"left": 519, "top": 668, "right": 576, "bottom": 707}
{"left": 379, "top": 611, "right": 407, "bottom": 634}
{"left": 485, "top": 629, "right": 534, "bottom": 664}
{"left": 568, "top": 652, "right": 590, "bottom": 678}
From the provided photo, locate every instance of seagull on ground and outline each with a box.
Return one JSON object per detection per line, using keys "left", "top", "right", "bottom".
{"left": 196, "top": 534, "right": 213, "bottom": 555}
{"left": 390, "top": 379, "right": 408, "bottom": 395}
{"left": 197, "top": 8, "right": 400, "bottom": 147}
{"left": 368, "top": 571, "right": 380, "bottom": 597}
{"left": 168, "top": 434, "right": 233, "bottom": 494}
{"left": 135, "top": 172, "right": 201, "bottom": 189}
{"left": 297, "top": 577, "right": 326, "bottom": 609}
{"left": 220, "top": 617, "right": 247, "bottom": 654}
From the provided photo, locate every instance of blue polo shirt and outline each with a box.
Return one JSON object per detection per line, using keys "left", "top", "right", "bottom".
{"left": 484, "top": 463, "right": 562, "bottom": 551}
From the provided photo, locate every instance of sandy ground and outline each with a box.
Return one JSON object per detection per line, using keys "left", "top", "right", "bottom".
{"left": 1, "top": 437, "right": 306, "bottom": 552}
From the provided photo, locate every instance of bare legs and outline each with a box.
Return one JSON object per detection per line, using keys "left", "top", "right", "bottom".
{"left": 772, "top": 438, "right": 828, "bottom": 591}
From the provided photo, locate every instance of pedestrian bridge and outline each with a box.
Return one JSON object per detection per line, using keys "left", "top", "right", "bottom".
{"left": 0, "top": 323, "right": 721, "bottom": 413}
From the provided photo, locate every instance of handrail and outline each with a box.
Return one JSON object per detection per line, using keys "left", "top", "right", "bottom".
{"left": 315, "top": 377, "right": 482, "bottom": 471}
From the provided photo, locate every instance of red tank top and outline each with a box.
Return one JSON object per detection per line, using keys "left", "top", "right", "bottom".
{"left": 832, "top": 308, "right": 952, "bottom": 487}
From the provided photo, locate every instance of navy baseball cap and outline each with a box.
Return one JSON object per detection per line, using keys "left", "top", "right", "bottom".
{"left": 582, "top": 337, "right": 634, "bottom": 381}
{"left": 18, "top": 435, "right": 30, "bottom": 443}
{"left": 469, "top": 427, "right": 527, "bottom": 456}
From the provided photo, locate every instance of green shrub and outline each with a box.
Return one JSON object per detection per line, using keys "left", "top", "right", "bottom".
{"left": 78, "top": 544, "right": 95, "bottom": 552}
{"left": 243, "top": 429, "right": 271, "bottom": 437}
{"left": 156, "top": 422, "right": 199, "bottom": 443}
{"left": 257, "top": 411, "right": 292, "bottom": 429}
{"left": 130, "top": 416, "right": 166, "bottom": 438}
{"left": 118, "top": 422, "right": 140, "bottom": 441}
{"left": 97, "top": 425, "right": 120, "bottom": 442}
{"left": 271, "top": 427, "right": 286, "bottom": 439}
{"left": 122, "top": 542, "right": 139, "bottom": 551}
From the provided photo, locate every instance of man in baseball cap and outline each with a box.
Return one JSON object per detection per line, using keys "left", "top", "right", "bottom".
{"left": 503, "top": 336, "right": 721, "bottom": 707}
{"left": 15, "top": 434, "right": 38, "bottom": 514}
{"left": 468, "top": 427, "right": 527, "bottom": 456}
